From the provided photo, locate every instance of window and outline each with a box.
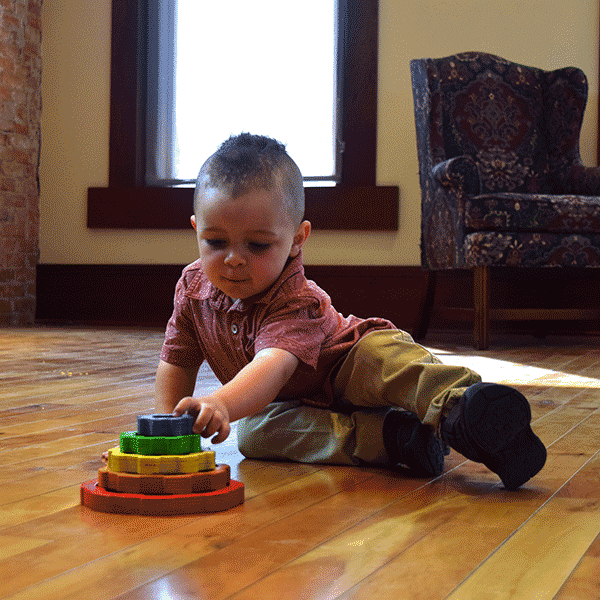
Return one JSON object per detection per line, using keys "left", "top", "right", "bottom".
{"left": 147, "top": 0, "right": 340, "bottom": 185}
{"left": 87, "top": 0, "right": 398, "bottom": 230}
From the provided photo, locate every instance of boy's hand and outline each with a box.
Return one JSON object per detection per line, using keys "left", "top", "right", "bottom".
{"left": 173, "top": 395, "right": 231, "bottom": 444}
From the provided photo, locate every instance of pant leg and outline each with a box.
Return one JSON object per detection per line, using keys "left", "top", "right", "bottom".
{"left": 333, "top": 329, "right": 482, "bottom": 434}
{"left": 237, "top": 400, "right": 393, "bottom": 466}
{"left": 237, "top": 329, "right": 481, "bottom": 467}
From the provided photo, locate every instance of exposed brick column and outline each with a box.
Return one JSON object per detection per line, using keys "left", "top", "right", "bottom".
{"left": 0, "top": 0, "right": 42, "bottom": 326}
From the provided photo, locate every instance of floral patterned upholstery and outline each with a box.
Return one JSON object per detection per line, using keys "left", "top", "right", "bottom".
{"left": 411, "top": 52, "right": 600, "bottom": 270}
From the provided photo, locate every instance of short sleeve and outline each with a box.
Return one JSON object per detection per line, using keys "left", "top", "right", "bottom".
{"left": 159, "top": 275, "right": 205, "bottom": 368}
{"left": 253, "top": 293, "right": 331, "bottom": 370}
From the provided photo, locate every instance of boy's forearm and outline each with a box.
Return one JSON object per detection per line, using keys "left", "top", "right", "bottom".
{"left": 212, "top": 348, "right": 299, "bottom": 422}
{"left": 155, "top": 360, "right": 199, "bottom": 413}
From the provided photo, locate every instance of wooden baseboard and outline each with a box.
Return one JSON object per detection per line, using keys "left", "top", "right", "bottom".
{"left": 35, "top": 264, "right": 600, "bottom": 335}
{"left": 36, "top": 264, "right": 182, "bottom": 327}
{"left": 35, "top": 264, "right": 428, "bottom": 331}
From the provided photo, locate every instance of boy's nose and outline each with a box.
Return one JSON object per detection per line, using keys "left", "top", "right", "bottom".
{"left": 224, "top": 248, "right": 246, "bottom": 267}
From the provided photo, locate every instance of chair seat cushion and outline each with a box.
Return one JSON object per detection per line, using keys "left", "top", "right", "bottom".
{"left": 464, "top": 231, "right": 600, "bottom": 267}
{"left": 465, "top": 193, "right": 600, "bottom": 234}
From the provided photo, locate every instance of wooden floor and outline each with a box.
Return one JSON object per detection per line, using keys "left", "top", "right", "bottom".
{"left": 1, "top": 326, "right": 599, "bottom": 600}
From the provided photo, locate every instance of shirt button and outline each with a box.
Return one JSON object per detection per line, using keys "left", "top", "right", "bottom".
{"left": 231, "top": 324, "right": 239, "bottom": 334}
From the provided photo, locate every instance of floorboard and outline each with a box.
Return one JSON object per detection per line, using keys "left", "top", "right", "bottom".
{"left": 0, "top": 326, "right": 599, "bottom": 599}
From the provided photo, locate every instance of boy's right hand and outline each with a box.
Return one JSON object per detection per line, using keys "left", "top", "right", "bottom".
{"left": 173, "top": 394, "right": 231, "bottom": 444}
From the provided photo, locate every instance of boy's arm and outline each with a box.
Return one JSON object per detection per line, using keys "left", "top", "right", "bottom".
{"left": 173, "top": 347, "right": 299, "bottom": 443}
{"left": 214, "top": 347, "right": 299, "bottom": 421}
{"left": 155, "top": 360, "right": 200, "bottom": 413}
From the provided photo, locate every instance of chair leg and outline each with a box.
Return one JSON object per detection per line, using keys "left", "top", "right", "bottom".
{"left": 413, "top": 270, "right": 437, "bottom": 340}
{"left": 473, "top": 265, "right": 490, "bottom": 350}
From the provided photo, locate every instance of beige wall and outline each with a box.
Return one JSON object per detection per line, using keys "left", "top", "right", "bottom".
{"left": 39, "top": 0, "right": 599, "bottom": 266}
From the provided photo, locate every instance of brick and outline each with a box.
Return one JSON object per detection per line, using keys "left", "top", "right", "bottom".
{"left": 0, "top": 270, "right": 15, "bottom": 284}
{"left": 0, "top": 238, "right": 18, "bottom": 256}
{"left": 1, "top": 148, "right": 29, "bottom": 163}
{"left": 28, "top": 2, "right": 41, "bottom": 18}
{"left": 27, "top": 16, "right": 40, "bottom": 31}
{"left": 0, "top": 0, "right": 40, "bottom": 327}
{"left": 1, "top": 178, "right": 15, "bottom": 191}
{"left": 8, "top": 283, "right": 26, "bottom": 297}
{"left": 2, "top": 16, "right": 21, "bottom": 32}
{"left": 15, "top": 266, "right": 33, "bottom": 281}
{"left": 1, "top": 161, "right": 25, "bottom": 177}
{"left": 3, "top": 253, "right": 25, "bottom": 269}
{"left": 15, "top": 297, "right": 35, "bottom": 311}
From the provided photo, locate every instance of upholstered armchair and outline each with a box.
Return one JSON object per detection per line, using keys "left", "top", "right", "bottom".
{"left": 410, "top": 51, "right": 600, "bottom": 349}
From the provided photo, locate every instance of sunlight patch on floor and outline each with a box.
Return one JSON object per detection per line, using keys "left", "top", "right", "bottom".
{"left": 429, "top": 350, "right": 600, "bottom": 389}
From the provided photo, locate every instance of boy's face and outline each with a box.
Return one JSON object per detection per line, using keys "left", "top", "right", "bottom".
{"left": 191, "top": 185, "right": 310, "bottom": 300}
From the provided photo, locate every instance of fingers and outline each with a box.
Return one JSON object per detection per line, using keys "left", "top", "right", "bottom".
{"left": 171, "top": 396, "right": 230, "bottom": 443}
{"left": 193, "top": 403, "right": 217, "bottom": 435}
{"left": 194, "top": 404, "right": 229, "bottom": 441}
{"left": 172, "top": 396, "right": 196, "bottom": 416}
{"left": 210, "top": 420, "right": 231, "bottom": 444}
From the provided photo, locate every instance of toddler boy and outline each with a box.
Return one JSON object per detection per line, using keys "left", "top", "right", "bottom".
{"left": 160, "top": 133, "right": 546, "bottom": 489}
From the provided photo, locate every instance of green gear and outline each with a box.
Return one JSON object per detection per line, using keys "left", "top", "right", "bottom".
{"left": 120, "top": 431, "right": 202, "bottom": 455}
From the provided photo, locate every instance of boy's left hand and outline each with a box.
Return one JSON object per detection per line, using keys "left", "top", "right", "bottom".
{"left": 173, "top": 395, "right": 231, "bottom": 444}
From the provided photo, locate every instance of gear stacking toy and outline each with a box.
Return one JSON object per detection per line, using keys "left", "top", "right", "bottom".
{"left": 80, "top": 414, "right": 244, "bottom": 515}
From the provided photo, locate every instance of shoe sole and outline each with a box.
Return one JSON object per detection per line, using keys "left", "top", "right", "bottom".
{"left": 461, "top": 383, "right": 547, "bottom": 490}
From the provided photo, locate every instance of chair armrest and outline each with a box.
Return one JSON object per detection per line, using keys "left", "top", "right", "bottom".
{"left": 432, "top": 155, "right": 480, "bottom": 197}
{"left": 420, "top": 156, "right": 480, "bottom": 270}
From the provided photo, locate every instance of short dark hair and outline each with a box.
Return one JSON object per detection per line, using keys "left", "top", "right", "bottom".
{"left": 194, "top": 133, "right": 305, "bottom": 225}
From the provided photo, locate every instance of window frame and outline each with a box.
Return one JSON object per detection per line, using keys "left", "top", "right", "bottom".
{"left": 147, "top": 1, "right": 343, "bottom": 186}
{"left": 87, "top": 0, "right": 398, "bottom": 230}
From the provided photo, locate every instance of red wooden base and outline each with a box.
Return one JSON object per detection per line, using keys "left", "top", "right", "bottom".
{"left": 80, "top": 478, "right": 244, "bottom": 516}
{"left": 97, "top": 464, "right": 230, "bottom": 495}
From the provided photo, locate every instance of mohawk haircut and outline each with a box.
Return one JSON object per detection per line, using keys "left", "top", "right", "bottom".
{"left": 194, "top": 133, "right": 305, "bottom": 226}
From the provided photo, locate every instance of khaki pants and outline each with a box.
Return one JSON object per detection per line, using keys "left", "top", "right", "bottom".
{"left": 237, "top": 330, "right": 481, "bottom": 467}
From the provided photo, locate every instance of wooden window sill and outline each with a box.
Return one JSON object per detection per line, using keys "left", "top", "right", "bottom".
{"left": 87, "top": 185, "right": 399, "bottom": 230}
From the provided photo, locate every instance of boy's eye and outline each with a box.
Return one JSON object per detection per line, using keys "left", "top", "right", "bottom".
{"left": 248, "top": 242, "right": 271, "bottom": 253}
{"left": 205, "top": 239, "right": 227, "bottom": 249}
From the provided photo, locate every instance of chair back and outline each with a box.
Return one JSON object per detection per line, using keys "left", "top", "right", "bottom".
{"left": 410, "top": 52, "right": 588, "bottom": 195}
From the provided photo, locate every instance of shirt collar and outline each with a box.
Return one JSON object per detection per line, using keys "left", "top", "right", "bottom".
{"left": 185, "top": 251, "right": 305, "bottom": 312}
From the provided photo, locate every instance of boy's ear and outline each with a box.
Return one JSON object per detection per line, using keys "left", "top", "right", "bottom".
{"left": 190, "top": 215, "right": 197, "bottom": 230}
{"left": 289, "top": 220, "right": 311, "bottom": 258}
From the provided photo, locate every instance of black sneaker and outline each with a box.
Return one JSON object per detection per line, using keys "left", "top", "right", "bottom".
{"left": 383, "top": 410, "right": 447, "bottom": 477}
{"left": 440, "top": 383, "right": 547, "bottom": 490}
